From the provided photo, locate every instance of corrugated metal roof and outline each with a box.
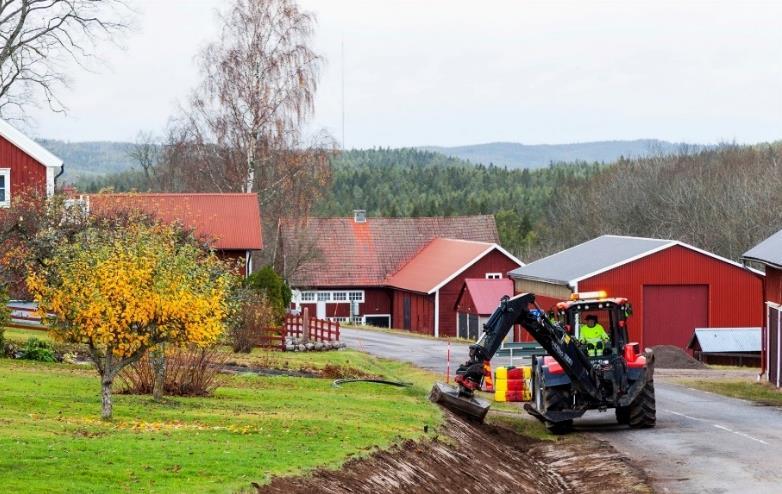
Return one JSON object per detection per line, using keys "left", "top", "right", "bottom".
{"left": 279, "top": 215, "right": 500, "bottom": 287}
{"left": 88, "top": 193, "right": 263, "bottom": 250}
{"left": 508, "top": 235, "right": 672, "bottom": 285}
{"left": 385, "top": 239, "right": 496, "bottom": 294}
{"left": 743, "top": 229, "right": 782, "bottom": 268}
{"left": 462, "top": 278, "right": 514, "bottom": 314}
{"left": 688, "top": 328, "right": 761, "bottom": 353}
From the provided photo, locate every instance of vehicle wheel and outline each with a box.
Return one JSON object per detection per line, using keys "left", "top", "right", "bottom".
{"left": 615, "top": 405, "right": 631, "bottom": 425}
{"left": 629, "top": 380, "right": 656, "bottom": 428}
{"left": 544, "top": 385, "right": 573, "bottom": 434}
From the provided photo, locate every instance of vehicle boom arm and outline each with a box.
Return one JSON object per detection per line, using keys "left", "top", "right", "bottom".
{"left": 455, "top": 293, "right": 604, "bottom": 401}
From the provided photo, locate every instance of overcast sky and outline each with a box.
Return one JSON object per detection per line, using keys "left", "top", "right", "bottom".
{"left": 27, "top": 0, "right": 782, "bottom": 147}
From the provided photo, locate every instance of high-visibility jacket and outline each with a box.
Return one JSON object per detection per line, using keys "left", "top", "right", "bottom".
{"left": 581, "top": 323, "right": 608, "bottom": 356}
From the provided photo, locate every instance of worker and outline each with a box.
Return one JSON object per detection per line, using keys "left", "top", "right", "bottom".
{"left": 580, "top": 315, "right": 609, "bottom": 357}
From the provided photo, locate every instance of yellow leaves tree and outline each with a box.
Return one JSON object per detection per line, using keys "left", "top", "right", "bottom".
{"left": 27, "top": 220, "right": 235, "bottom": 419}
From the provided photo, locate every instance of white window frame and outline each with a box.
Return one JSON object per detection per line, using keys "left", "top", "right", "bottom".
{"left": 317, "top": 291, "right": 331, "bottom": 302}
{"left": 300, "top": 291, "right": 316, "bottom": 302}
{"left": 0, "top": 168, "right": 10, "bottom": 208}
{"left": 348, "top": 290, "right": 365, "bottom": 303}
{"left": 332, "top": 291, "right": 348, "bottom": 302}
{"left": 486, "top": 273, "right": 502, "bottom": 279}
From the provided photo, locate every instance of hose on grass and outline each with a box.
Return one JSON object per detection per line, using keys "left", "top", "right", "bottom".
{"left": 332, "top": 378, "right": 413, "bottom": 388}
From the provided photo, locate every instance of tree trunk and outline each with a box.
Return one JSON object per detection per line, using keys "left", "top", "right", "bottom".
{"left": 101, "top": 376, "right": 113, "bottom": 420}
{"left": 152, "top": 346, "right": 166, "bottom": 401}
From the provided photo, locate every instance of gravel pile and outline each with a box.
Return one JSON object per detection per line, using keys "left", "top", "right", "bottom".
{"left": 652, "top": 345, "right": 707, "bottom": 369}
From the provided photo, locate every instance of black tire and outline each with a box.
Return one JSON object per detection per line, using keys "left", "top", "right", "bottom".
{"left": 615, "top": 405, "right": 631, "bottom": 425}
{"left": 629, "top": 380, "right": 656, "bottom": 428}
{"left": 544, "top": 385, "right": 573, "bottom": 434}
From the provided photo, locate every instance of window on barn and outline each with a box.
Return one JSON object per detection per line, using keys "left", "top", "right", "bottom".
{"left": 486, "top": 273, "right": 502, "bottom": 279}
{"left": 0, "top": 169, "right": 9, "bottom": 208}
{"left": 301, "top": 291, "right": 316, "bottom": 302}
{"left": 332, "top": 291, "right": 347, "bottom": 302}
{"left": 317, "top": 292, "right": 331, "bottom": 302}
{"left": 348, "top": 291, "right": 365, "bottom": 302}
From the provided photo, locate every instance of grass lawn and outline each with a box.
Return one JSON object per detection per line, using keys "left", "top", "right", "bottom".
{"left": 3, "top": 326, "right": 52, "bottom": 344}
{"left": 678, "top": 378, "right": 782, "bottom": 406}
{"left": 0, "top": 348, "right": 441, "bottom": 493}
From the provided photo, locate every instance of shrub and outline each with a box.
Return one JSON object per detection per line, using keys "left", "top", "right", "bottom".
{"left": 21, "top": 337, "right": 56, "bottom": 362}
{"left": 229, "top": 290, "right": 277, "bottom": 353}
{"left": 244, "top": 266, "right": 291, "bottom": 322}
{"left": 119, "top": 345, "right": 228, "bottom": 397}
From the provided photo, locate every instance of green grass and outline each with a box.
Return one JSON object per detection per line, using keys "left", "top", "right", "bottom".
{"left": 678, "top": 378, "right": 782, "bottom": 406}
{"left": 0, "top": 349, "right": 441, "bottom": 493}
{"left": 3, "top": 326, "right": 52, "bottom": 344}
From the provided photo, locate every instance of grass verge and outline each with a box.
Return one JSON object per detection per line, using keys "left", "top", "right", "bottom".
{"left": 677, "top": 378, "right": 782, "bottom": 406}
{"left": 0, "top": 348, "right": 441, "bottom": 493}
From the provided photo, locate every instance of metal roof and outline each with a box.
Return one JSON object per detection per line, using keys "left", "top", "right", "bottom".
{"left": 87, "top": 193, "right": 263, "bottom": 250}
{"left": 508, "top": 235, "right": 672, "bottom": 285}
{"left": 687, "top": 328, "right": 761, "bottom": 353}
{"left": 743, "top": 229, "right": 782, "bottom": 269}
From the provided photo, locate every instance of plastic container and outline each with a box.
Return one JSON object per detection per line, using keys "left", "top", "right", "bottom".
{"left": 494, "top": 367, "right": 508, "bottom": 402}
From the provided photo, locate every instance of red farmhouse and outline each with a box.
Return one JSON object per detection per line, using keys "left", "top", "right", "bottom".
{"left": 510, "top": 235, "right": 763, "bottom": 349}
{"left": 0, "top": 119, "right": 63, "bottom": 207}
{"left": 277, "top": 212, "right": 523, "bottom": 337}
{"left": 743, "top": 230, "right": 782, "bottom": 385}
{"left": 86, "top": 193, "right": 263, "bottom": 277}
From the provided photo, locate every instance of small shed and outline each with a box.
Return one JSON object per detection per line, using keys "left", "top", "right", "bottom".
{"left": 510, "top": 235, "right": 764, "bottom": 349}
{"left": 743, "top": 229, "right": 782, "bottom": 385}
{"left": 687, "top": 328, "right": 761, "bottom": 367}
{"left": 454, "top": 278, "right": 513, "bottom": 340}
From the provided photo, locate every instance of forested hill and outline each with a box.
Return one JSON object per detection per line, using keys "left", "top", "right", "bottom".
{"left": 36, "top": 139, "right": 136, "bottom": 178}
{"left": 423, "top": 139, "right": 701, "bottom": 169}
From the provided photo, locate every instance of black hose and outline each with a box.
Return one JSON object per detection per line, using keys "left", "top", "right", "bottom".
{"left": 332, "top": 378, "right": 413, "bottom": 388}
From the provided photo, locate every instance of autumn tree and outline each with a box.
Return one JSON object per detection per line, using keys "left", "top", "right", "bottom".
{"left": 27, "top": 220, "right": 234, "bottom": 419}
{"left": 0, "top": 0, "right": 131, "bottom": 119}
{"left": 155, "top": 0, "right": 334, "bottom": 255}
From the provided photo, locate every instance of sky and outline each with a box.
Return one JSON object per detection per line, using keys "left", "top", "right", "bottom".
{"left": 26, "top": 0, "right": 782, "bottom": 148}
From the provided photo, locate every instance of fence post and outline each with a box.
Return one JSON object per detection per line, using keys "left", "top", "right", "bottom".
{"left": 302, "top": 307, "right": 310, "bottom": 343}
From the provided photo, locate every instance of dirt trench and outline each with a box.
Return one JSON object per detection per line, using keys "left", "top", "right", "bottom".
{"left": 257, "top": 412, "right": 651, "bottom": 494}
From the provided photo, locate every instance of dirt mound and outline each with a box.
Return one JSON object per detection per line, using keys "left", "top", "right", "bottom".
{"left": 652, "top": 345, "right": 707, "bottom": 369}
{"left": 256, "top": 413, "right": 650, "bottom": 494}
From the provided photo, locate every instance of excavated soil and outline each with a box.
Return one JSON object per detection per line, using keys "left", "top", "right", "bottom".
{"left": 652, "top": 345, "right": 707, "bottom": 369}
{"left": 256, "top": 413, "right": 651, "bottom": 494}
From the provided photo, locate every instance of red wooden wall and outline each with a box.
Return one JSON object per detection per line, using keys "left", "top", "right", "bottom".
{"left": 579, "top": 245, "right": 763, "bottom": 349}
{"left": 391, "top": 290, "right": 434, "bottom": 334}
{"left": 455, "top": 286, "right": 477, "bottom": 315}
{"left": 0, "top": 135, "right": 47, "bottom": 197}
{"left": 765, "top": 267, "right": 782, "bottom": 305}
{"left": 437, "top": 250, "right": 521, "bottom": 337}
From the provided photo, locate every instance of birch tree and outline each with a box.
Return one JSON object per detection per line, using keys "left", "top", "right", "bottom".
{"left": 0, "top": 0, "right": 131, "bottom": 119}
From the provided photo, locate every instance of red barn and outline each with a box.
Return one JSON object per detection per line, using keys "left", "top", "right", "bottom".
{"left": 0, "top": 119, "right": 63, "bottom": 206}
{"left": 743, "top": 230, "right": 782, "bottom": 385}
{"left": 86, "top": 193, "right": 263, "bottom": 277}
{"left": 510, "top": 235, "right": 763, "bottom": 349}
{"left": 454, "top": 278, "right": 514, "bottom": 339}
{"left": 277, "top": 212, "right": 523, "bottom": 336}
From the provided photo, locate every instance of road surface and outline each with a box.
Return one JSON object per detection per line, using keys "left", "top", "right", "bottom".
{"left": 341, "top": 327, "right": 782, "bottom": 494}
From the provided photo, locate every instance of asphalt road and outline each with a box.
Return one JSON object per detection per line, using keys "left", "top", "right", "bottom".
{"left": 341, "top": 327, "right": 782, "bottom": 494}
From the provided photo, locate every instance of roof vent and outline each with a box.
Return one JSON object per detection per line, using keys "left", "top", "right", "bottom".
{"left": 354, "top": 209, "right": 367, "bottom": 223}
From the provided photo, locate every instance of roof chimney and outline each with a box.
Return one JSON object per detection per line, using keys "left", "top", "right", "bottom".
{"left": 353, "top": 209, "right": 366, "bottom": 223}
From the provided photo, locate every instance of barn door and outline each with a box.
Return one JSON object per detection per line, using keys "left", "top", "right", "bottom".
{"left": 770, "top": 306, "right": 780, "bottom": 387}
{"left": 468, "top": 314, "right": 480, "bottom": 340}
{"left": 643, "top": 285, "right": 708, "bottom": 349}
{"left": 403, "top": 294, "right": 411, "bottom": 330}
{"left": 458, "top": 312, "right": 468, "bottom": 339}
